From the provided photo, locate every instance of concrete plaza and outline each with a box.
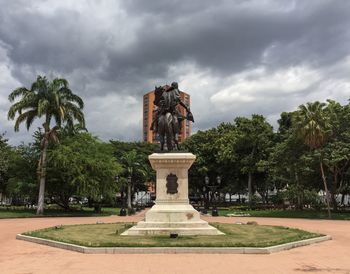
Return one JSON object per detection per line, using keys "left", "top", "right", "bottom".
{"left": 0, "top": 210, "right": 349, "bottom": 274}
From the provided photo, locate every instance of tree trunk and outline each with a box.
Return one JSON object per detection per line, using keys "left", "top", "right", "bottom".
{"left": 120, "top": 190, "right": 124, "bottom": 207}
{"left": 127, "top": 183, "right": 132, "bottom": 210}
{"left": 331, "top": 172, "right": 338, "bottom": 212}
{"left": 248, "top": 172, "right": 252, "bottom": 207}
{"left": 320, "top": 161, "right": 332, "bottom": 218}
{"left": 36, "top": 139, "right": 48, "bottom": 215}
{"left": 295, "top": 170, "right": 302, "bottom": 210}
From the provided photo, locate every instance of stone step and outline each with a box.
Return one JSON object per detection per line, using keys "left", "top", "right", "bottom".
{"left": 135, "top": 221, "right": 211, "bottom": 228}
{"left": 122, "top": 226, "right": 224, "bottom": 236}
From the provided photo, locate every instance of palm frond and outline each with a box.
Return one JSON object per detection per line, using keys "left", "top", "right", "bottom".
{"left": 14, "top": 111, "right": 36, "bottom": 132}
{"left": 8, "top": 75, "right": 85, "bottom": 137}
{"left": 37, "top": 99, "right": 50, "bottom": 116}
{"left": 25, "top": 110, "right": 38, "bottom": 130}
{"left": 8, "top": 87, "right": 30, "bottom": 102}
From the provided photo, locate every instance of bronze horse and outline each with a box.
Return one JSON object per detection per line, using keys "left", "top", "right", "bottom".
{"left": 152, "top": 85, "right": 193, "bottom": 151}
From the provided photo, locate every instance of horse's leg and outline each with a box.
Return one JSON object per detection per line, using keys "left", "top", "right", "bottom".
{"left": 166, "top": 129, "right": 173, "bottom": 151}
{"left": 158, "top": 115, "right": 165, "bottom": 151}
{"left": 165, "top": 113, "right": 173, "bottom": 151}
{"left": 160, "top": 136, "right": 165, "bottom": 151}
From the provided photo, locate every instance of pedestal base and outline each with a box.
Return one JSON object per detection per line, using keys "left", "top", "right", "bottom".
{"left": 121, "top": 153, "right": 224, "bottom": 236}
{"left": 121, "top": 204, "right": 224, "bottom": 236}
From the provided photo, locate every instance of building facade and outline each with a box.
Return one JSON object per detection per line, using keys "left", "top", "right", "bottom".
{"left": 143, "top": 88, "right": 191, "bottom": 143}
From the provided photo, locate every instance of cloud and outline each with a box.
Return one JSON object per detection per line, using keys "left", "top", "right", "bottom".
{"left": 0, "top": 0, "right": 350, "bottom": 144}
{"left": 210, "top": 66, "right": 321, "bottom": 105}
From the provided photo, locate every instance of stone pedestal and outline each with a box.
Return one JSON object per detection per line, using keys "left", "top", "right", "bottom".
{"left": 122, "top": 153, "right": 223, "bottom": 236}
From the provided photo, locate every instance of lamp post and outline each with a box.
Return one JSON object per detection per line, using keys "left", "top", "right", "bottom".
{"left": 204, "top": 175, "right": 221, "bottom": 217}
{"left": 195, "top": 188, "right": 200, "bottom": 211}
{"left": 202, "top": 186, "right": 208, "bottom": 214}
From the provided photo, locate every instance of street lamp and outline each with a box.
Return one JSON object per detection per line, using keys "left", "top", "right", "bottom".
{"left": 202, "top": 182, "right": 208, "bottom": 214}
{"left": 204, "top": 175, "right": 221, "bottom": 216}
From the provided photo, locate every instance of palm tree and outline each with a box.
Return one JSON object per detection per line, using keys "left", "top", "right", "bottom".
{"left": 294, "top": 101, "right": 331, "bottom": 218}
{"left": 8, "top": 75, "right": 85, "bottom": 215}
{"left": 120, "top": 150, "right": 146, "bottom": 211}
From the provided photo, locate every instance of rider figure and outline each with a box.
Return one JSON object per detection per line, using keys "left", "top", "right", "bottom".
{"left": 150, "top": 82, "right": 192, "bottom": 134}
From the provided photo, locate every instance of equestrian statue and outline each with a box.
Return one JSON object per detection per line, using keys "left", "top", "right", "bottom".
{"left": 150, "top": 82, "right": 194, "bottom": 151}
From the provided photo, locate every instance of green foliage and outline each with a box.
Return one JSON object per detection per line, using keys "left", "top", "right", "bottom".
{"left": 294, "top": 101, "right": 330, "bottom": 149}
{"left": 185, "top": 128, "right": 222, "bottom": 191}
{"left": 5, "top": 144, "right": 38, "bottom": 204}
{"left": 270, "top": 192, "right": 285, "bottom": 206}
{"left": 0, "top": 134, "right": 38, "bottom": 204}
{"left": 0, "top": 133, "right": 14, "bottom": 199}
{"left": 47, "top": 132, "right": 122, "bottom": 209}
{"left": 185, "top": 115, "right": 275, "bottom": 202}
{"left": 0, "top": 206, "right": 118, "bottom": 219}
{"left": 110, "top": 140, "right": 156, "bottom": 196}
{"left": 4, "top": 90, "right": 350, "bottom": 216}
{"left": 7, "top": 75, "right": 86, "bottom": 215}
{"left": 8, "top": 76, "right": 85, "bottom": 131}
{"left": 292, "top": 100, "right": 350, "bottom": 211}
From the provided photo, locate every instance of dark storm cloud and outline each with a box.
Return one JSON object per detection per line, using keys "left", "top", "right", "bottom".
{"left": 1, "top": 0, "right": 350, "bottom": 144}
{"left": 1, "top": 1, "right": 349, "bottom": 89}
{"left": 1, "top": 0, "right": 348, "bottom": 90}
{"left": 0, "top": 2, "right": 109, "bottom": 85}
{"left": 116, "top": 0, "right": 350, "bottom": 75}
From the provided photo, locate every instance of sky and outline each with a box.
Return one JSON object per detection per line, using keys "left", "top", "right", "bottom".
{"left": 1, "top": 0, "right": 350, "bottom": 145}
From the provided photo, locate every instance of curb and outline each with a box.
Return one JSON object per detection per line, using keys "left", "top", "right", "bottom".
{"left": 16, "top": 234, "right": 331, "bottom": 254}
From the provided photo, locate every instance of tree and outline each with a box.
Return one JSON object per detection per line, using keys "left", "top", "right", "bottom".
{"left": 294, "top": 101, "right": 332, "bottom": 217}
{"left": 186, "top": 117, "right": 274, "bottom": 207}
{"left": 267, "top": 111, "right": 319, "bottom": 209}
{"left": 110, "top": 140, "right": 156, "bottom": 208}
{"left": 268, "top": 131, "right": 318, "bottom": 209}
{"left": 48, "top": 132, "right": 122, "bottom": 211}
{"left": 185, "top": 128, "right": 222, "bottom": 193}
{"left": 5, "top": 143, "right": 38, "bottom": 206}
{"left": 0, "top": 134, "right": 38, "bottom": 205}
{"left": 321, "top": 100, "right": 350, "bottom": 211}
{"left": 229, "top": 115, "right": 274, "bottom": 206}
{"left": 120, "top": 150, "right": 147, "bottom": 211}
{"left": 0, "top": 133, "right": 13, "bottom": 202}
{"left": 8, "top": 76, "right": 85, "bottom": 214}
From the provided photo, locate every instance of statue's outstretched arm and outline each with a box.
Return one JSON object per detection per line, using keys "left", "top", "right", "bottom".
{"left": 178, "top": 100, "right": 194, "bottom": 122}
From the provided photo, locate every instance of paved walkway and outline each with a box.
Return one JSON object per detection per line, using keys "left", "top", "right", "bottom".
{"left": 0, "top": 211, "right": 349, "bottom": 274}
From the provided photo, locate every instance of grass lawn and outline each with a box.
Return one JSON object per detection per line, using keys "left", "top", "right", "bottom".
{"left": 219, "top": 209, "right": 350, "bottom": 220}
{"left": 0, "top": 206, "right": 120, "bottom": 219}
{"left": 23, "top": 222, "right": 322, "bottom": 248}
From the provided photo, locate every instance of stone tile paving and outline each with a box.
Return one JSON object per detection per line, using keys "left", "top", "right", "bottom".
{"left": 0, "top": 210, "right": 349, "bottom": 274}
